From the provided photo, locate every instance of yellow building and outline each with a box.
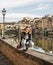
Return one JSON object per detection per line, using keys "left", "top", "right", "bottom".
{"left": 34, "top": 17, "right": 53, "bottom": 30}
{"left": 0, "top": 22, "right": 16, "bottom": 36}
{"left": 0, "top": 23, "right": 3, "bottom": 29}
{"left": 0, "top": 23, "right": 3, "bottom": 35}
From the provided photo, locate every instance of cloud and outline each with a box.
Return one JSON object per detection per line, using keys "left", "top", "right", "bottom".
{"left": 0, "top": 0, "right": 53, "bottom": 10}
{"left": 36, "top": 4, "right": 50, "bottom": 10}
{"left": 0, "top": 0, "right": 53, "bottom": 22}
{"left": 0, "top": 0, "right": 35, "bottom": 9}
{"left": 6, "top": 13, "right": 35, "bottom": 18}
{"left": 0, "top": 12, "right": 42, "bottom": 22}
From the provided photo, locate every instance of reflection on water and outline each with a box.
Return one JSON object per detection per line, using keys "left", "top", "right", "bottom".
{"left": 33, "top": 34, "right": 53, "bottom": 54}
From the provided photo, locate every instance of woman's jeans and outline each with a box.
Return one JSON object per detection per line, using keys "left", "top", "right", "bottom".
{"left": 21, "top": 39, "right": 34, "bottom": 49}
{"left": 21, "top": 39, "right": 26, "bottom": 49}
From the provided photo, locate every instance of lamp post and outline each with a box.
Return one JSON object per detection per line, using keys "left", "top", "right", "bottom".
{"left": 2, "top": 8, "right": 6, "bottom": 38}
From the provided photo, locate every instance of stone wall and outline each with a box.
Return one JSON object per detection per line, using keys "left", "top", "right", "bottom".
{"left": 0, "top": 39, "right": 53, "bottom": 65}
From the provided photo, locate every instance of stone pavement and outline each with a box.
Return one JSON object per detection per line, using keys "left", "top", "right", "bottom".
{"left": 0, "top": 52, "right": 13, "bottom": 65}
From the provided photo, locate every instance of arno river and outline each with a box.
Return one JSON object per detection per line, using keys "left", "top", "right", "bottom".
{"left": 33, "top": 34, "right": 53, "bottom": 54}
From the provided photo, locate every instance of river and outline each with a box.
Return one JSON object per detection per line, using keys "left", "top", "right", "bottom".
{"left": 33, "top": 34, "right": 53, "bottom": 54}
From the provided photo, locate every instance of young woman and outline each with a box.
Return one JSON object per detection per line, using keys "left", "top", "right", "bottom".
{"left": 17, "top": 26, "right": 34, "bottom": 51}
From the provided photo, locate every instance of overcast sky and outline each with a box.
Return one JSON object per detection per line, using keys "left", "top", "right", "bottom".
{"left": 0, "top": 0, "right": 53, "bottom": 22}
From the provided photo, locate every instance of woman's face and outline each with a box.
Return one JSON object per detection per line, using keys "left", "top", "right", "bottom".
{"left": 25, "top": 27, "right": 30, "bottom": 33}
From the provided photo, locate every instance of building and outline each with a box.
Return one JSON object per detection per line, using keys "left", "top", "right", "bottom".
{"left": 32, "top": 15, "right": 53, "bottom": 30}
{"left": 0, "top": 23, "right": 3, "bottom": 35}
{"left": 0, "top": 22, "right": 17, "bottom": 36}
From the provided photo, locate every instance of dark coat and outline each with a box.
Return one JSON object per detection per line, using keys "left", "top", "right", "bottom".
{"left": 21, "top": 32, "right": 32, "bottom": 41}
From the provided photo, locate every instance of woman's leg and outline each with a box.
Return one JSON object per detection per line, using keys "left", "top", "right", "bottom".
{"left": 29, "top": 40, "right": 34, "bottom": 47}
{"left": 21, "top": 39, "right": 26, "bottom": 49}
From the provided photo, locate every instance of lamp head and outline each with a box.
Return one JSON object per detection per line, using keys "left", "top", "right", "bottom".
{"left": 2, "top": 8, "right": 6, "bottom": 16}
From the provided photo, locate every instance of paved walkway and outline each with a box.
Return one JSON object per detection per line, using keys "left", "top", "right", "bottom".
{"left": 0, "top": 52, "right": 13, "bottom": 65}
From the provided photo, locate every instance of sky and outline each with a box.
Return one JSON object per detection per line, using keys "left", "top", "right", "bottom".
{"left": 0, "top": 0, "right": 53, "bottom": 22}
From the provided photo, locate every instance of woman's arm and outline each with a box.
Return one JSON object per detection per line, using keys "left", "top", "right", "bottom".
{"left": 29, "top": 27, "right": 32, "bottom": 40}
{"left": 29, "top": 34, "right": 32, "bottom": 40}
{"left": 21, "top": 32, "right": 26, "bottom": 40}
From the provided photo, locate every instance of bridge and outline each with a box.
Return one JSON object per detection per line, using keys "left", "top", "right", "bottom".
{"left": 0, "top": 38, "right": 53, "bottom": 65}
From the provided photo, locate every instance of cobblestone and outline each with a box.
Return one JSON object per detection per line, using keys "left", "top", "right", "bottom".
{"left": 0, "top": 52, "right": 13, "bottom": 65}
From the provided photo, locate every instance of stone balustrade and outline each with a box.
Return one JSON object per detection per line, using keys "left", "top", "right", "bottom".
{"left": 0, "top": 39, "right": 53, "bottom": 65}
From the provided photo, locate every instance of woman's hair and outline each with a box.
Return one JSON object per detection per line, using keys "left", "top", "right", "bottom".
{"left": 23, "top": 26, "right": 32, "bottom": 34}
{"left": 29, "top": 27, "right": 32, "bottom": 34}
{"left": 24, "top": 26, "right": 29, "bottom": 30}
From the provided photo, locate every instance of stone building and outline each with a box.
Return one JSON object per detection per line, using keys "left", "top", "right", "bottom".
{"left": 32, "top": 14, "right": 53, "bottom": 30}
{"left": 0, "top": 23, "right": 3, "bottom": 35}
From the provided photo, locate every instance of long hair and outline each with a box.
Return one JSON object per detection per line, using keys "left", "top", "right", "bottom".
{"left": 23, "top": 26, "right": 32, "bottom": 34}
{"left": 29, "top": 27, "right": 32, "bottom": 34}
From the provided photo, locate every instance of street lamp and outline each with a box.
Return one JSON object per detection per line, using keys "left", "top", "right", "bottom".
{"left": 2, "top": 8, "right": 6, "bottom": 38}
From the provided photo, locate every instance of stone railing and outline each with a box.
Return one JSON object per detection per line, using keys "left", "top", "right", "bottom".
{"left": 0, "top": 39, "right": 53, "bottom": 65}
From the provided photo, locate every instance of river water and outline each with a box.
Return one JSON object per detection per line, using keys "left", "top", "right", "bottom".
{"left": 33, "top": 34, "right": 53, "bottom": 54}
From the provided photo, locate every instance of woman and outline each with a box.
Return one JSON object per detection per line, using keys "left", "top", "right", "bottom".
{"left": 17, "top": 26, "right": 34, "bottom": 51}
{"left": 25, "top": 27, "right": 34, "bottom": 49}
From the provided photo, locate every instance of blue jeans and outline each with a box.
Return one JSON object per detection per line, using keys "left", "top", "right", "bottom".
{"left": 21, "top": 39, "right": 26, "bottom": 49}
